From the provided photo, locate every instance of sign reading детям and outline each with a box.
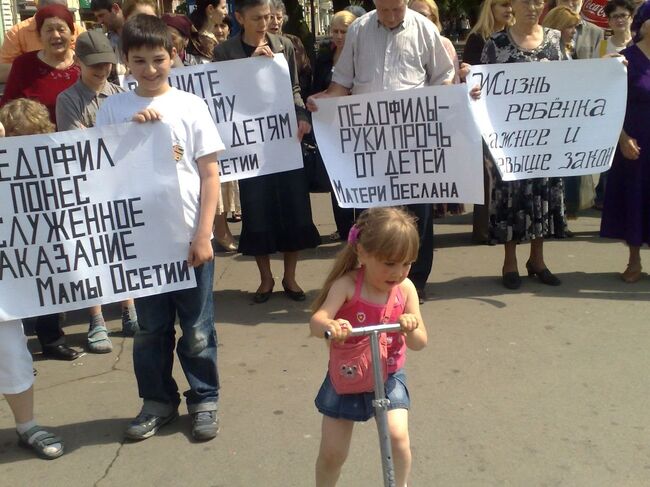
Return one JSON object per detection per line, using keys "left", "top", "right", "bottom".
{"left": 469, "top": 58, "right": 627, "bottom": 181}
{"left": 122, "top": 55, "right": 303, "bottom": 182}
{"left": 312, "top": 85, "right": 484, "bottom": 208}
{"left": 0, "top": 123, "right": 195, "bottom": 321}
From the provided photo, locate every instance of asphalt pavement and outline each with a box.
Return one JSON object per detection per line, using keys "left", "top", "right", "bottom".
{"left": 1, "top": 193, "right": 649, "bottom": 487}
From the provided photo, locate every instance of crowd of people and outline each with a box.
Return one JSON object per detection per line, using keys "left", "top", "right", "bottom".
{"left": 0, "top": 0, "right": 648, "bottom": 484}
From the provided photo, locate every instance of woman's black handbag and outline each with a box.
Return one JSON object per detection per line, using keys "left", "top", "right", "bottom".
{"left": 302, "top": 137, "right": 331, "bottom": 193}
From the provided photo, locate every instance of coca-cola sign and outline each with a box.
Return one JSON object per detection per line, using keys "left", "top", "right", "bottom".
{"left": 581, "top": 0, "right": 609, "bottom": 28}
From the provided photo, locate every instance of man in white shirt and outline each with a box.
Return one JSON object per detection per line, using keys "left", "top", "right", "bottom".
{"left": 308, "top": 0, "right": 454, "bottom": 303}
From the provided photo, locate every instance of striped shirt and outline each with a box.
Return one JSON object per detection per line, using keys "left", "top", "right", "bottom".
{"left": 332, "top": 8, "right": 454, "bottom": 94}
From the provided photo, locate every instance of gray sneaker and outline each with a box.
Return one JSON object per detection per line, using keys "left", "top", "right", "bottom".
{"left": 124, "top": 410, "right": 178, "bottom": 441}
{"left": 191, "top": 410, "right": 219, "bottom": 441}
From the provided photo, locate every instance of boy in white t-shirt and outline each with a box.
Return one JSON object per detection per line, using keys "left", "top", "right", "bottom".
{"left": 95, "top": 14, "right": 224, "bottom": 442}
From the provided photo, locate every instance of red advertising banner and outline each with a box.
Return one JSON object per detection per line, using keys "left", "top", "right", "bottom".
{"left": 581, "top": 0, "right": 609, "bottom": 29}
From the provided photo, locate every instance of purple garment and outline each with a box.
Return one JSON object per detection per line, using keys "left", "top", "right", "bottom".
{"left": 600, "top": 45, "right": 650, "bottom": 246}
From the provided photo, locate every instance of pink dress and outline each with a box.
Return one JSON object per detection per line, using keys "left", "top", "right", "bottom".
{"left": 334, "top": 267, "right": 407, "bottom": 373}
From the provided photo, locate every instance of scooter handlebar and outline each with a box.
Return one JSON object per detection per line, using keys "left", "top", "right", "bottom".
{"left": 324, "top": 322, "right": 402, "bottom": 339}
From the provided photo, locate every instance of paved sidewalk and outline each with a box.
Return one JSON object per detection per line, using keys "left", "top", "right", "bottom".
{"left": 1, "top": 194, "right": 649, "bottom": 486}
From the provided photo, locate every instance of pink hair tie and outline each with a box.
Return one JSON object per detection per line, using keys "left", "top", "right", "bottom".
{"left": 347, "top": 225, "right": 360, "bottom": 245}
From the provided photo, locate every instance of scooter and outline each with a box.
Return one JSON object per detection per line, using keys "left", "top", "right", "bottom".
{"left": 325, "top": 322, "right": 402, "bottom": 487}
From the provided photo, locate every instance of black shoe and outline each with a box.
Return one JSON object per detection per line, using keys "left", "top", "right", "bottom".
{"left": 502, "top": 271, "right": 522, "bottom": 290}
{"left": 526, "top": 261, "right": 561, "bottom": 286}
{"left": 124, "top": 409, "right": 178, "bottom": 441}
{"left": 281, "top": 279, "right": 306, "bottom": 301}
{"left": 253, "top": 282, "right": 274, "bottom": 303}
{"left": 41, "top": 343, "right": 80, "bottom": 361}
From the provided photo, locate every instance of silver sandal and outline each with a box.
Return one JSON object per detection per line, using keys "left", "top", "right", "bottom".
{"left": 17, "top": 426, "right": 64, "bottom": 460}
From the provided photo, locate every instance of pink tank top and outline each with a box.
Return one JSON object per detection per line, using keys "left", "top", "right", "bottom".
{"left": 335, "top": 267, "right": 407, "bottom": 373}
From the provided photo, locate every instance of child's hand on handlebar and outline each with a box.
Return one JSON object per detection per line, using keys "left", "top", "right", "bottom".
{"left": 399, "top": 314, "right": 419, "bottom": 334}
{"left": 326, "top": 319, "right": 352, "bottom": 341}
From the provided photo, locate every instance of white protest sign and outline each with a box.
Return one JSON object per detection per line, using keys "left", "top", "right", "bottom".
{"left": 468, "top": 58, "right": 627, "bottom": 181}
{"left": 122, "top": 55, "right": 303, "bottom": 182}
{"left": 0, "top": 123, "right": 195, "bottom": 321}
{"left": 312, "top": 85, "right": 484, "bottom": 208}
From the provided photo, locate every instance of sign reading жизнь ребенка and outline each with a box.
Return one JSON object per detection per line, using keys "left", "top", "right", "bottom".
{"left": 312, "top": 85, "right": 484, "bottom": 208}
{"left": 468, "top": 58, "right": 627, "bottom": 181}
{"left": 0, "top": 123, "right": 195, "bottom": 321}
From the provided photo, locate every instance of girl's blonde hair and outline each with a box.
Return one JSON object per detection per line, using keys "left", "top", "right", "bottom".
{"left": 0, "top": 99, "right": 55, "bottom": 136}
{"left": 331, "top": 10, "right": 357, "bottom": 28}
{"left": 312, "top": 207, "right": 419, "bottom": 311}
{"left": 469, "top": 0, "right": 514, "bottom": 40}
{"left": 408, "top": 0, "right": 442, "bottom": 31}
{"left": 542, "top": 6, "right": 581, "bottom": 31}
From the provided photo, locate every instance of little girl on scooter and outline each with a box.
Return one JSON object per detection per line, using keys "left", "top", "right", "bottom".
{"left": 310, "top": 207, "right": 428, "bottom": 487}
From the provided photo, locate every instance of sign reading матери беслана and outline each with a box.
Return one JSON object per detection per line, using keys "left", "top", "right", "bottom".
{"left": 0, "top": 123, "right": 195, "bottom": 321}
{"left": 312, "top": 84, "right": 484, "bottom": 208}
{"left": 468, "top": 58, "right": 627, "bottom": 181}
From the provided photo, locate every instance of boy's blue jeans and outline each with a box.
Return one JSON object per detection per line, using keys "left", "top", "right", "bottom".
{"left": 133, "top": 261, "right": 219, "bottom": 417}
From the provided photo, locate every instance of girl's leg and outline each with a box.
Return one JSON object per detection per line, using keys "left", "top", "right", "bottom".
{"left": 316, "top": 416, "right": 355, "bottom": 487}
{"left": 255, "top": 255, "right": 274, "bottom": 293}
{"left": 503, "top": 241, "right": 518, "bottom": 273}
{"left": 386, "top": 409, "right": 411, "bottom": 487}
{"left": 282, "top": 251, "right": 303, "bottom": 291}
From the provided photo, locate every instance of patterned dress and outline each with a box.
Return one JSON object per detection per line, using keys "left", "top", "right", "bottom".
{"left": 481, "top": 28, "right": 568, "bottom": 243}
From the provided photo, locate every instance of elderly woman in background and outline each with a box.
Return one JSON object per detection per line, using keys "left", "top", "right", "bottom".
{"left": 189, "top": 0, "right": 228, "bottom": 62}
{"left": 268, "top": 0, "right": 312, "bottom": 100}
{"left": 312, "top": 10, "right": 356, "bottom": 92}
{"left": 463, "top": 0, "right": 513, "bottom": 244}
{"left": 600, "top": 2, "right": 650, "bottom": 282}
{"left": 312, "top": 9, "right": 357, "bottom": 241}
{"left": 409, "top": 0, "right": 460, "bottom": 82}
{"left": 0, "top": 4, "right": 79, "bottom": 124}
{"left": 543, "top": 6, "right": 580, "bottom": 57}
{"left": 162, "top": 13, "right": 203, "bottom": 66}
{"left": 213, "top": 0, "right": 320, "bottom": 303}
{"left": 482, "top": 0, "right": 568, "bottom": 289}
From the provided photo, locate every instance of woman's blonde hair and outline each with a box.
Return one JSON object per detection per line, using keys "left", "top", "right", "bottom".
{"left": 0, "top": 99, "right": 55, "bottom": 136}
{"left": 542, "top": 6, "right": 581, "bottom": 30}
{"left": 469, "top": 0, "right": 514, "bottom": 40}
{"left": 311, "top": 207, "right": 419, "bottom": 311}
{"left": 331, "top": 10, "right": 357, "bottom": 28}
{"left": 408, "top": 0, "right": 442, "bottom": 30}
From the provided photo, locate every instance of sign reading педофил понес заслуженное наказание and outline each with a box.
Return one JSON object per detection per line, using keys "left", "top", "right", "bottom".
{"left": 0, "top": 123, "right": 195, "bottom": 321}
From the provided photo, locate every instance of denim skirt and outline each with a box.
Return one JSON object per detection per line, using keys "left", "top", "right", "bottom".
{"left": 315, "top": 368, "right": 410, "bottom": 422}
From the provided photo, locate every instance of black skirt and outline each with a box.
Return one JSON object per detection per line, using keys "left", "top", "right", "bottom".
{"left": 238, "top": 168, "right": 321, "bottom": 256}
